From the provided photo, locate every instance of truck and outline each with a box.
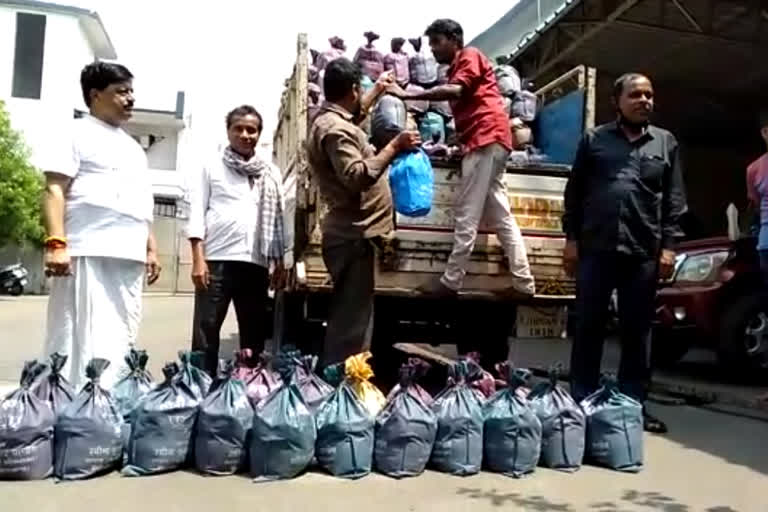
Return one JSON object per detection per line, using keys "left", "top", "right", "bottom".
{"left": 271, "top": 34, "right": 595, "bottom": 381}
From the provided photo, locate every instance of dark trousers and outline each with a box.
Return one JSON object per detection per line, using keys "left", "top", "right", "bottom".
{"left": 570, "top": 251, "right": 658, "bottom": 403}
{"left": 321, "top": 235, "right": 375, "bottom": 369}
{"left": 759, "top": 250, "right": 768, "bottom": 287}
{"left": 191, "top": 260, "right": 269, "bottom": 374}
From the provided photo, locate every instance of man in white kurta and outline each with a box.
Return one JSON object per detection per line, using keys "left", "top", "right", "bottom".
{"left": 42, "top": 62, "right": 159, "bottom": 391}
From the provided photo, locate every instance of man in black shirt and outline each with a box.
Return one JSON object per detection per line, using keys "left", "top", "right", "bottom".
{"left": 563, "top": 73, "right": 687, "bottom": 433}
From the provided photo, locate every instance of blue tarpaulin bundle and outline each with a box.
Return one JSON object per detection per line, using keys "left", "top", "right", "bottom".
{"left": 315, "top": 363, "right": 375, "bottom": 479}
{"left": 581, "top": 376, "right": 643, "bottom": 472}
{"left": 389, "top": 149, "right": 433, "bottom": 218}
{"left": 122, "top": 362, "right": 200, "bottom": 476}
{"left": 250, "top": 351, "right": 316, "bottom": 482}
{"left": 528, "top": 365, "right": 585, "bottom": 472}
{"left": 483, "top": 365, "right": 542, "bottom": 478}
{"left": 54, "top": 359, "right": 124, "bottom": 480}
{"left": 0, "top": 361, "right": 54, "bottom": 480}
{"left": 195, "top": 360, "right": 255, "bottom": 476}
{"left": 430, "top": 359, "right": 485, "bottom": 476}
{"left": 374, "top": 360, "right": 437, "bottom": 479}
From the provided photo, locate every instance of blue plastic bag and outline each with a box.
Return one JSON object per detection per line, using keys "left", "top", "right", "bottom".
{"left": 389, "top": 149, "right": 433, "bottom": 218}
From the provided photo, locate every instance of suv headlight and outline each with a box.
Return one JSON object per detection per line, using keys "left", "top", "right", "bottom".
{"left": 675, "top": 251, "right": 729, "bottom": 282}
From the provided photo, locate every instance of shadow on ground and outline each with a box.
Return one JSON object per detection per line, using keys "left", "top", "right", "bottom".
{"left": 657, "top": 404, "right": 768, "bottom": 477}
{"left": 457, "top": 488, "right": 741, "bottom": 512}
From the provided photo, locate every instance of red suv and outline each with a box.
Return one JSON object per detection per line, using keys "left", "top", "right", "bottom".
{"left": 653, "top": 236, "right": 768, "bottom": 371}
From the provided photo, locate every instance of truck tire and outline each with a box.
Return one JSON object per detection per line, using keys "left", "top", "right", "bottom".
{"left": 718, "top": 292, "right": 768, "bottom": 372}
{"left": 650, "top": 328, "right": 690, "bottom": 368}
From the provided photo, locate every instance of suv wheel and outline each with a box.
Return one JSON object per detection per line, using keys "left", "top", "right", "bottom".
{"left": 718, "top": 292, "right": 768, "bottom": 371}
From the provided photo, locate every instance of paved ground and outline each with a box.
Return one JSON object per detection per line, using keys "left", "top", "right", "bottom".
{"left": 1, "top": 295, "right": 767, "bottom": 511}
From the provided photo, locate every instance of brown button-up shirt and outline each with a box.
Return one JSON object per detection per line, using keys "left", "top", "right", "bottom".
{"left": 307, "top": 102, "right": 393, "bottom": 239}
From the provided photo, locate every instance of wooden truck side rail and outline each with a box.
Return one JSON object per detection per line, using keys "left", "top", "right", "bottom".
{"left": 273, "top": 33, "right": 594, "bottom": 302}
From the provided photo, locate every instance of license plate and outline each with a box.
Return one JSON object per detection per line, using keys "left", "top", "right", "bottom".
{"left": 515, "top": 305, "right": 568, "bottom": 339}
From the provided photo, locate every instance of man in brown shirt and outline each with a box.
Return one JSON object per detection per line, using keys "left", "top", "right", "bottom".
{"left": 307, "top": 58, "right": 420, "bottom": 368}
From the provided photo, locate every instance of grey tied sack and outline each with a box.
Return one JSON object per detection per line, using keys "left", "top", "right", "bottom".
{"left": 315, "top": 366, "right": 374, "bottom": 479}
{"left": 528, "top": 366, "right": 586, "bottom": 472}
{"left": 295, "top": 354, "right": 333, "bottom": 413}
{"left": 177, "top": 350, "right": 212, "bottom": 401}
{"left": 54, "top": 359, "right": 124, "bottom": 480}
{"left": 194, "top": 360, "right": 254, "bottom": 476}
{"left": 0, "top": 361, "right": 54, "bottom": 480}
{"left": 581, "top": 376, "right": 643, "bottom": 472}
{"left": 250, "top": 353, "right": 316, "bottom": 481}
{"left": 374, "top": 361, "right": 437, "bottom": 479}
{"left": 122, "top": 362, "right": 200, "bottom": 476}
{"left": 483, "top": 366, "right": 542, "bottom": 478}
{"left": 371, "top": 94, "right": 407, "bottom": 150}
{"left": 113, "top": 349, "right": 154, "bottom": 420}
{"left": 33, "top": 352, "right": 75, "bottom": 416}
{"left": 430, "top": 360, "right": 485, "bottom": 476}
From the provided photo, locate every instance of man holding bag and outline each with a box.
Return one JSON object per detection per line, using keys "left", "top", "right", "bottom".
{"left": 388, "top": 18, "right": 535, "bottom": 299}
{"left": 306, "top": 58, "right": 420, "bottom": 368}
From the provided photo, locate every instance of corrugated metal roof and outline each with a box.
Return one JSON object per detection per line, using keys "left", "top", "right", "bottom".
{"left": 470, "top": 0, "right": 580, "bottom": 62}
{"left": 0, "top": 0, "right": 116, "bottom": 59}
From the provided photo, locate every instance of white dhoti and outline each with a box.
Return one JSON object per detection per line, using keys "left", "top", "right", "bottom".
{"left": 44, "top": 256, "right": 144, "bottom": 392}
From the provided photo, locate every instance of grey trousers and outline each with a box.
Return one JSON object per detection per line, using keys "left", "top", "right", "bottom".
{"left": 441, "top": 143, "right": 534, "bottom": 294}
{"left": 321, "top": 234, "right": 375, "bottom": 368}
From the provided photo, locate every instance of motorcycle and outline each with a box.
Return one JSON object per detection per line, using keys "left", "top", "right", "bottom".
{"left": 0, "top": 263, "right": 29, "bottom": 296}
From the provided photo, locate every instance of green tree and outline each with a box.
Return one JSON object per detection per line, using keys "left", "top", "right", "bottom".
{"left": 0, "top": 100, "right": 45, "bottom": 248}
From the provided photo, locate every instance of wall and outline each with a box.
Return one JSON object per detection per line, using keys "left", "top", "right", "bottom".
{"left": 0, "top": 7, "right": 93, "bottom": 170}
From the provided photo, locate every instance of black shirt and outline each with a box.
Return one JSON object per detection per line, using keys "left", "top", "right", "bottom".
{"left": 563, "top": 121, "right": 687, "bottom": 258}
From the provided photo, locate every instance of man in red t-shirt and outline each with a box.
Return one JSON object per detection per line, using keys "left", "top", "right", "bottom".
{"left": 389, "top": 18, "right": 535, "bottom": 298}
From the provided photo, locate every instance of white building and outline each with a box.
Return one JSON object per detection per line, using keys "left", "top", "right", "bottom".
{"left": 0, "top": 0, "right": 191, "bottom": 293}
{"left": 0, "top": 0, "right": 115, "bottom": 168}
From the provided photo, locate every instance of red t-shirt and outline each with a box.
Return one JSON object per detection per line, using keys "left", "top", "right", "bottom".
{"left": 447, "top": 47, "right": 512, "bottom": 154}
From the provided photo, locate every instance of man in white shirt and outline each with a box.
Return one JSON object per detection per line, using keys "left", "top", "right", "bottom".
{"left": 186, "top": 105, "right": 286, "bottom": 374}
{"left": 43, "top": 62, "right": 160, "bottom": 391}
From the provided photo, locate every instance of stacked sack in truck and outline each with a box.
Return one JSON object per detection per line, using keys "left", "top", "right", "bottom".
{"left": 494, "top": 63, "right": 538, "bottom": 150}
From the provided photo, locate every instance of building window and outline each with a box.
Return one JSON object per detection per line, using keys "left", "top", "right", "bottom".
{"left": 12, "top": 13, "right": 47, "bottom": 99}
{"left": 154, "top": 198, "right": 178, "bottom": 218}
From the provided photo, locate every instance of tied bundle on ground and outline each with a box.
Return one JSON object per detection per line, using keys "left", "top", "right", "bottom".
{"left": 195, "top": 360, "right": 255, "bottom": 476}
{"left": 243, "top": 352, "right": 281, "bottom": 406}
{"left": 315, "top": 358, "right": 375, "bottom": 479}
{"left": 581, "top": 376, "right": 644, "bottom": 473}
{"left": 294, "top": 353, "right": 333, "bottom": 413}
{"left": 122, "top": 362, "right": 201, "bottom": 476}
{"left": 33, "top": 352, "right": 75, "bottom": 416}
{"left": 374, "top": 359, "right": 437, "bottom": 479}
{"left": 54, "top": 359, "right": 124, "bottom": 480}
{"left": 177, "top": 350, "right": 212, "bottom": 401}
{"left": 386, "top": 358, "right": 433, "bottom": 406}
{"left": 0, "top": 361, "right": 54, "bottom": 480}
{"left": 250, "top": 350, "right": 316, "bottom": 482}
{"left": 483, "top": 365, "right": 542, "bottom": 478}
{"left": 528, "top": 365, "right": 586, "bottom": 472}
{"left": 430, "top": 359, "right": 485, "bottom": 476}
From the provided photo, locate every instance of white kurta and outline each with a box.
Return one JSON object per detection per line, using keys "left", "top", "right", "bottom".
{"left": 43, "top": 115, "right": 153, "bottom": 392}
